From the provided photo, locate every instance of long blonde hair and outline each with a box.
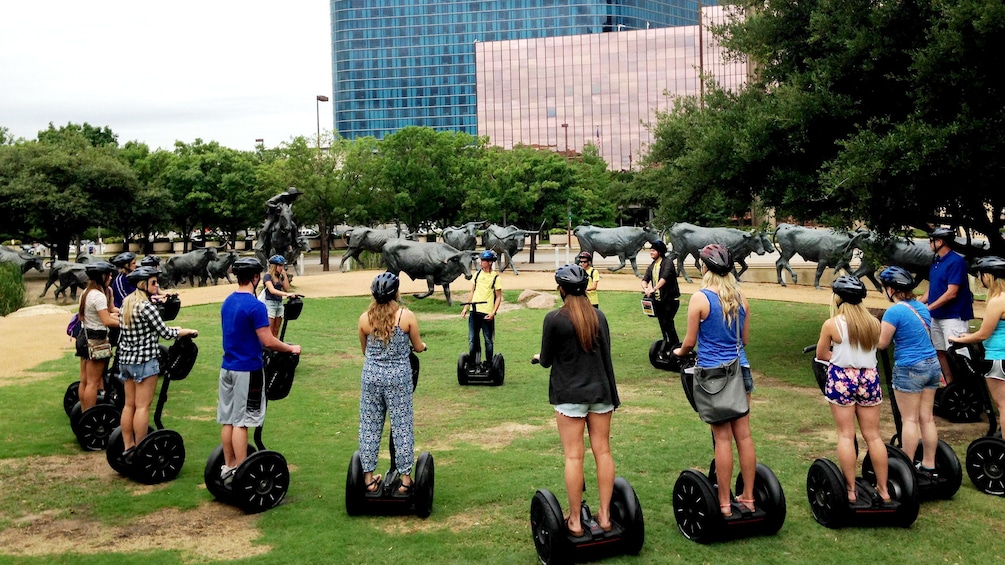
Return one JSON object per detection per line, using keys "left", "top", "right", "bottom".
{"left": 982, "top": 273, "right": 1005, "bottom": 302}
{"left": 560, "top": 293, "right": 599, "bottom": 353}
{"left": 366, "top": 298, "right": 399, "bottom": 345}
{"left": 830, "top": 294, "right": 881, "bottom": 350}
{"left": 701, "top": 269, "right": 743, "bottom": 325}
{"left": 120, "top": 280, "right": 152, "bottom": 327}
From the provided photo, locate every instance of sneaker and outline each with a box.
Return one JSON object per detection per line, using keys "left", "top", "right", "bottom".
{"left": 915, "top": 463, "right": 939, "bottom": 482}
{"left": 122, "top": 447, "right": 135, "bottom": 463}
{"left": 221, "top": 466, "right": 236, "bottom": 486}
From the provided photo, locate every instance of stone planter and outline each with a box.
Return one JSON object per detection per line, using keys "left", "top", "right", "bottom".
{"left": 128, "top": 242, "right": 143, "bottom": 252}
{"left": 104, "top": 243, "right": 123, "bottom": 254}
{"left": 152, "top": 242, "right": 172, "bottom": 253}
{"left": 174, "top": 241, "right": 188, "bottom": 253}
{"left": 549, "top": 234, "right": 569, "bottom": 246}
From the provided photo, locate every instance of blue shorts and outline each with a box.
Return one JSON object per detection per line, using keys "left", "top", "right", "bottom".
{"left": 893, "top": 357, "right": 942, "bottom": 393}
{"left": 265, "top": 299, "right": 284, "bottom": 319}
{"left": 554, "top": 402, "right": 616, "bottom": 418}
{"left": 119, "top": 358, "right": 160, "bottom": 383}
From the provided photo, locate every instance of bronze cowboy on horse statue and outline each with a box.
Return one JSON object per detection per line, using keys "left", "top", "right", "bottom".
{"left": 255, "top": 187, "right": 307, "bottom": 277}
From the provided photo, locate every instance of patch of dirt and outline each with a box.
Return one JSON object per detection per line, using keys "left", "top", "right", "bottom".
{"left": 428, "top": 421, "right": 551, "bottom": 452}
{"left": 0, "top": 453, "right": 265, "bottom": 560}
{"left": 374, "top": 507, "right": 520, "bottom": 535}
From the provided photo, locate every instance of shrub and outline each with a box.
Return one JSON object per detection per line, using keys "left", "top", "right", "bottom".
{"left": 104, "top": 236, "right": 124, "bottom": 244}
{"left": 0, "top": 262, "right": 26, "bottom": 316}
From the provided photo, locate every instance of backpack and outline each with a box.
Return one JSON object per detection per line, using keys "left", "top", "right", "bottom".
{"left": 66, "top": 313, "right": 81, "bottom": 338}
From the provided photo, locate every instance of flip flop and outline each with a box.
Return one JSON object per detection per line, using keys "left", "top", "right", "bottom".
{"left": 565, "top": 517, "right": 586, "bottom": 538}
{"left": 365, "top": 474, "right": 382, "bottom": 492}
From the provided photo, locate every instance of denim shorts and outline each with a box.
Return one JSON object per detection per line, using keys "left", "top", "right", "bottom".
{"left": 554, "top": 402, "right": 616, "bottom": 418}
{"left": 119, "top": 358, "right": 160, "bottom": 383}
{"left": 893, "top": 357, "right": 943, "bottom": 393}
{"left": 265, "top": 299, "right": 284, "bottom": 318}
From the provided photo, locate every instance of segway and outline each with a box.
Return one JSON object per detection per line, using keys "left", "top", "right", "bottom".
{"left": 946, "top": 343, "right": 1005, "bottom": 496}
{"left": 457, "top": 301, "right": 504, "bottom": 386}
{"left": 346, "top": 349, "right": 434, "bottom": 517}
{"left": 934, "top": 336, "right": 986, "bottom": 422}
{"left": 802, "top": 348, "right": 920, "bottom": 528}
{"left": 106, "top": 336, "right": 198, "bottom": 484}
{"left": 672, "top": 356, "right": 786, "bottom": 543}
{"left": 860, "top": 349, "right": 962, "bottom": 500}
{"left": 530, "top": 477, "right": 644, "bottom": 565}
{"left": 204, "top": 296, "right": 302, "bottom": 513}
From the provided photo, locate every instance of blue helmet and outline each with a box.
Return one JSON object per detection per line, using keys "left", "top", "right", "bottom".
{"left": 370, "top": 272, "right": 399, "bottom": 303}
{"left": 268, "top": 254, "right": 287, "bottom": 265}
{"left": 480, "top": 250, "right": 498, "bottom": 262}
{"left": 879, "top": 266, "right": 915, "bottom": 291}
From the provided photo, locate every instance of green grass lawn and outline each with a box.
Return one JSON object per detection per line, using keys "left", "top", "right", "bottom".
{"left": 0, "top": 290, "right": 1001, "bottom": 564}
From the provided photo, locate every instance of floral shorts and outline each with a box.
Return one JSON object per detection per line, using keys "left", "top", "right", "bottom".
{"left": 825, "top": 364, "right": 883, "bottom": 407}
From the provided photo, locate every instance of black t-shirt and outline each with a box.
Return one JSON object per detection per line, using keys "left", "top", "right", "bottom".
{"left": 539, "top": 308, "right": 620, "bottom": 407}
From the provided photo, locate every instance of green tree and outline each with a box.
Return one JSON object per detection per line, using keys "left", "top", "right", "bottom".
{"left": 38, "top": 122, "right": 119, "bottom": 148}
{"left": 645, "top": 0, "right": 1005, "bottom": 247}
{"left": 0, "top": 133, "right": 138, "bottom": 260}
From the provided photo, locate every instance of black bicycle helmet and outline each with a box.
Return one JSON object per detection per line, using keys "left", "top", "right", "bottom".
{"left": 480, "top": 250, "right": 498, "bottom": 262}
{"left": 879, "top": 266, "right": 916, "bottom": 291}
{"left": 232, "top": 257, "right": 265, "bottom": 276}
{"left": 650, "top": 240, "right": 668, "bottom": 257}
{"left": 140, "top": 255, "right": 161, "bottom": 267}
{"left": 126, "top": 266, "right": 161, "bottom": 287}
{"left": 973, "top": 256, "right": 1005, "bottom": 279}
{"left": 700, "top": 243, "right": 732, "bottom": 275}
{"left": 929, "top": 227, "right": 955, "bottom": 241}
{"left": 371, "top": 272, "right": 400, "bottom": 304}
{"left": 577, "top": 251, "right": 592, "bottom": 264}
{"left": 268, "top": 254, "right": 287, "bottom": 265}
{"left": 84, "top": 261, "right": 117, "bottom": 282}
{"left": 111, "top": 251, "right": 136, "bottom": 268}
{"left": 555, "top": 264, "right": 589, "bottom": 295}
{"left": 831, "top": 275, "right": 867, "bottom": 305}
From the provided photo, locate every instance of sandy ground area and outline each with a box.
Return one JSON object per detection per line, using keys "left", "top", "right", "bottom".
{"left": 3, "top": 255, "right": 983, "bottom": 380}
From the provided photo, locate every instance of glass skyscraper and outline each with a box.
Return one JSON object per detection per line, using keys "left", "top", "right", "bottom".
{"left": 330, "top": 1, "right": 704, "bottom": 140}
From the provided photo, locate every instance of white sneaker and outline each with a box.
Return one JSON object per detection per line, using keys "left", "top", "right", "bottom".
{"left": 220, "top": 464, "right": 233, "bottom": 479}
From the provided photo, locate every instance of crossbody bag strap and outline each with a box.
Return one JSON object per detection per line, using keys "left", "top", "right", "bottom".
{"left": 901, "top": 302, "right": 931, "bottom": 334}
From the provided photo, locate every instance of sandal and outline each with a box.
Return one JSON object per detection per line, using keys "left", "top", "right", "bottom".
{"left": 565, "top": 517, "right": 586, "bottom": 538}
{"left": 720, "top": 504, "right": 733, "bottom": 517}
{"left": 737, "top": 497, "right": 756, "bottom": 512}
{"left": 365, "top": 474, "right": 382, "bottom": 492}
{"left": 847, "top": 488, "right": 857, "bottom": 504}
{"left": 397, "top": 479, "right": 413, "bottom": 495}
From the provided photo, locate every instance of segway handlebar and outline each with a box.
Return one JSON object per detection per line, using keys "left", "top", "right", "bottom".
{"left": 460, "top": 301, "right": 487, "bottom": 306}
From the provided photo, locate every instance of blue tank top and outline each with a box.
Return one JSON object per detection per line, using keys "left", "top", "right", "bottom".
{"left": 696, "top": 289, "right": 749, "bottom": 368}
{"left": 984, "top": 319, "right": 1005, "bottom": 361}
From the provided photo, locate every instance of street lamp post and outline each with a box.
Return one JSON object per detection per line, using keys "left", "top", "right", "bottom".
{"left": 316, "top": 95, "right": 330, "bottom": 149}
{"left": 561, "top": 123, "right": 569, "bottom": 157}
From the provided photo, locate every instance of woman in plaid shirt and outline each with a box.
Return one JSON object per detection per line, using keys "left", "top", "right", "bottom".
{"left": 116, "top": 266, "right": 199, "bottom": 460}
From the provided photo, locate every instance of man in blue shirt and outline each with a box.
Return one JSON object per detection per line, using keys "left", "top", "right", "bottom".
{"left": 217, "top": 258, "right": 302, "bottom": 483}
{"left": 920, "top": 228, "right": 974, "bottom": 384}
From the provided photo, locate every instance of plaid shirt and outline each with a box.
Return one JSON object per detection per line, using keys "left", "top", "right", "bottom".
{"left": 117, "top": 300, "right": 179, "bottom": 366}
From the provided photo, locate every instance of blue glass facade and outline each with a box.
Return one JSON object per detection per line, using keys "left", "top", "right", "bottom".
{"left": 330, "top": 1, "right": 703, "bottom": 140}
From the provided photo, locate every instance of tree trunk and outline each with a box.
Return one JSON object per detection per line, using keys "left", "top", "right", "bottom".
{"left": 319, "top": 217, "right": 330, "bottom": 271}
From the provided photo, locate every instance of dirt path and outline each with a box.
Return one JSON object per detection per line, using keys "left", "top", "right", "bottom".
{"left": 4, "top": 263, "right": 984, "bottom": 380}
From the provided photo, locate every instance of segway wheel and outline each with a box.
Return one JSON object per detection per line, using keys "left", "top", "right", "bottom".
{"left": 490, "top": 354, "right": 505, "bottom": 386}
{"left": 132, "top": 429, "right": 186, "bottom": 485}
{"left": 939, "top": 383, "right": 983, "bottom": 423}
{"left": 413, "top": 451, "right": 435, "bottom": 518}
{"left": 806, "top": 459, "right": 847, "bottom": 529}
{"left": 345, "top": 451, "right": 365, "bottom": 515}
{"left": 106, "top": 427, "right": 129, "bottom": 475}
{"left": 530, "top": 489, "right": 571, "bottom": 565}
{"left": 457, "top": 354, "right": 470, "bottom": 386}
{"left": 63, "top": 381, "right": 80, "bottom": 416}
{"left": 233, "top": 450, "right": 290, "bottom": 513}
{"left": 648, "top": 340, "right": 666, "bottom": 369}
{"left": 672, "top": 470, "right": 721, "bottom": 544}
{"left": 74, "top": 404, "right": 120, "bottom": 451}
{"left": 612, "top": 477, "right": 644, "bottom": 554}
{"left": 966, "top": 437, "right": 1005, "bottom": 496}
{"left": 886, "top": 456, "right": 920, "bottom": 526}
{"left": 735, "top": 463, "right": 786, "bottom": 536}
{"left": 913, "top": 439, "right": 963, "bottom": 500}
{"left": 204, "top": 443, "right": 257, "bottom": 502}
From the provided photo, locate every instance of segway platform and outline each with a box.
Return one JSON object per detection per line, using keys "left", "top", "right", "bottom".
{"left": 530, "top": 477, "right": 644, "bottom": 565}
{"left": 345, "top": 450, "right": 435, "bottom": 518}
{"left": 457, "top": 352, "right": 504, "bottom": 386}
{"left": 673, "top": 462, "right": 786, "bottom": 544}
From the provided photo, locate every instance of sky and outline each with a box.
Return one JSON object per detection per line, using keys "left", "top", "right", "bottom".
{"left": 0, "top": 1, "right": 332, "bottom": 152}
